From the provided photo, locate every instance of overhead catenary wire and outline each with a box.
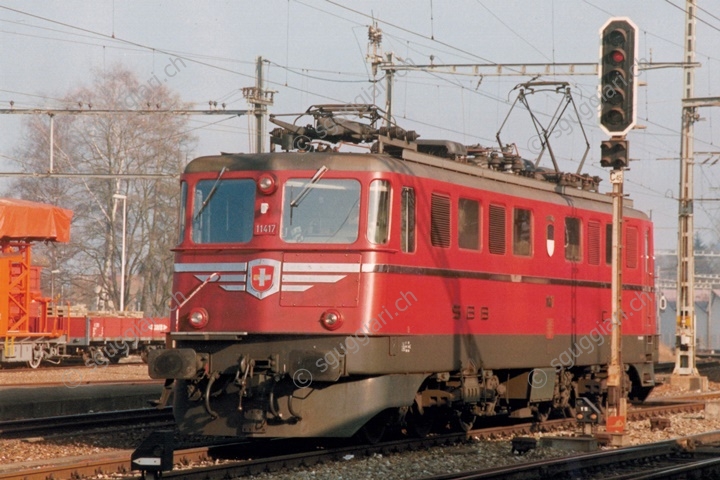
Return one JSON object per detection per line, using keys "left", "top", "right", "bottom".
{"left": 695, "top": 3, "right": 720, "bottom": 25}
{"left": 0, "top": 4, "right": 347, "bottom": 106}
{"left": 267, "top": 61, "right": 372, "bottom": 83}
{"left": 0, "top": 3, "right": 715, "bottom": 183}
{"left": 662, "top": 0, "right": 720, "bottom": 35}
{"left": 0, "top": 2, "right": 677, "bottom": 160}
{"left": 475, "top": 1, "right": 551, "bottom": 61}
{"left": 321, "top": 0, "right": 497, "bottom": 64}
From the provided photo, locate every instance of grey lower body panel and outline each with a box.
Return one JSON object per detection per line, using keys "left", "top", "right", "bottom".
{"left": 340, "top": 333, "right": 655, "bottom": 374}
{"left": 154, "top": 332, "right": 656, "bottom": 377}
{"left": 174, "top": 373, "right": 427, "bottom": 437}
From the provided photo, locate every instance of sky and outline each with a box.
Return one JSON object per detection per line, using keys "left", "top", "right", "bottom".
{"left": 1, "top": 0, "right": 720, "bottom": 254}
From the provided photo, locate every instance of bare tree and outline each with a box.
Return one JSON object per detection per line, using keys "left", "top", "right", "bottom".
{"left": 8, "top": 64, "right": 195, "bottom": 315}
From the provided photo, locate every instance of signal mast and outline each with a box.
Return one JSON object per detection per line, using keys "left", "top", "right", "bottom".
{"left": 598, "top": 17, "right": 637, "bottom": 436}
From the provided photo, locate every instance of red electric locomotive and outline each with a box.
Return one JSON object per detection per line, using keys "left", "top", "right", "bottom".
{"left": 149, "top": 105, "right": 657, "bottom": 440}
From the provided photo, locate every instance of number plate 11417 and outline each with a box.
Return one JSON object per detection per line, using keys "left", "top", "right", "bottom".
{"left": 255, "top": 223, "right": 277, "bottom": 235}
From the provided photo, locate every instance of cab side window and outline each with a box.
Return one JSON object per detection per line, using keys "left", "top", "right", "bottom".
{"left": 458, "top": 198, "right": 480, "bottom": 250}
{"left": 513, "top": 208, "right": 532, "bottom": 256}
{"left": 401, "top": 187, "right": 415, "bottom": 253}
{"left": 367, "top": 180, "right": 391, "bottom": 244}
{"left": 565, "top": 217, "right": 581, "bottom": 262}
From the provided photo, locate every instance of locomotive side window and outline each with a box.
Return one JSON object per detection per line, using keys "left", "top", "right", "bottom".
{"left": 367, "top": 180, "right": 391, "bottom": 244}
{"left": 178, "top": 181, "right": 187, "bottom": 245}
{"left": 281, "top": 178, "right": 360, "bottom": 244}
{"left": 605, "top": 224, "right": 612, "bottom": 265}
{"left": 588, "top": 221, "right": 601, "bottom": 265}
{"left": 488, "top": 204, "right": 506, "bottom": 255}
{"left": 458, "top": 198, "right": 480, "bottom": 250}
{"left": 192, "top": 178, "right": 255, "bottom": 244}
{"left": 430, "top": 193, "right": 451, "bottom": 248}
{"left": 512, "top": 208, "right": 532, "bottom": 256}
{"left": 626, "top": 226, "right": 638, "bottom": 268}
{"left": 564, "top": 217, "right": 581, "bottom": 262}
{"left": 644, "top": 229, "right": 651, "bottom": 273}
{"left": 401, "top": 187, "right": 416, "bottom": 253}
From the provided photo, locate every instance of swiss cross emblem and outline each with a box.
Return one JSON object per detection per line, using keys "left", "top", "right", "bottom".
{"left": 246, "top": 259, "right": 281, "bottom": 299}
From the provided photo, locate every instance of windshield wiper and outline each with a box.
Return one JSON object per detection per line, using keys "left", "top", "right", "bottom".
{"left": 290, "top": 165, "right": 328, "bottom": 208}
{"left": 193, "top": 166, "right": 227, "bottom": 221}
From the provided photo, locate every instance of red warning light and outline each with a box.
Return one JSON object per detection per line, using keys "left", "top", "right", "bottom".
{"left": 611, "top": 50, "right": 625, "bottom": 64}
{"left": 600, "top": 18, "right": 637, "bottom": 135}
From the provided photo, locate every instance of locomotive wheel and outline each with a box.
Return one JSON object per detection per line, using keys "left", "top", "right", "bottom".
{"left": 534, "top": 404, "right": 551, "bottom": 422}
{"left": 629, "top": 385, "right": 654, "bottom": 403}
{"left": 453, "top": 410, "right": 476, "bottom": 433}
{"left": 406, "top": 404, "right": 434, "bottom": 438}
{"left": 359, "top": 411, "right": 389, "bottom": 444}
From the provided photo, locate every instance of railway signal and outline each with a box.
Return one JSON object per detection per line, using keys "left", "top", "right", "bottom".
{"left": 599, "top": 17, "right": 638, "bottom": 437}
{"left": 575, "top": 397, "right": 603, "bottom": 435}
{"left": 600, "top": 139, "right": 629, "bottom": 169}
{"left": 599, "top": 18, "right": 638, "bottom": 136}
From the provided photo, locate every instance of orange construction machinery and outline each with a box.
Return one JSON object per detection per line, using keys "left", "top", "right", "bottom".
{"left": 0, "top": 198, "right": 72, "bottom": 367}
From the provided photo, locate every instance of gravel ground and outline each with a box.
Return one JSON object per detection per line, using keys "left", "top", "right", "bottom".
{"left": 6, "top": 406, "right": 720, "bottom": 480}
{"left": 0, "top": 362, "right": 158, "bottom": 468}
{"left": 245, "top": 409, "right": 720, "bottom": 480}
{"left": 248, "top": 441, "right": 568, "bottom": 480}
{"left": 0, "top": 429, "right": 141, "bottom": 467}
{"left": 647, "top": 378, "right": 720, "bottom": 398}
{"left": 0, "top": 359, "right": 150, "bottom": 385}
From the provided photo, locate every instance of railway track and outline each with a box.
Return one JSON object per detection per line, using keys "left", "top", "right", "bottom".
{"left": 653, "top": 360, "right": 720, "bottom": 374}
{"left": 0, "top": 378, "right": 162, "bottom": 388}
{"left": 0, "top": 359, "right": 144, "bottom": 371}
{"left": 0, "top": 407, "right": 174, "bottom": 439}
{"left": 420, "top": 431, "right": 720, "bottom": 479}
{"left": 0, "top": 362, "right": 158, "bottom": 387}
{"left": 0, "top": 400, "right": 706, "bottom": 479}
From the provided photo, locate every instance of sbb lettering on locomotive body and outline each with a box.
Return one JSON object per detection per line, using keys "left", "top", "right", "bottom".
{"left": 452, "top": 305, "right": 490, "bottom": 321}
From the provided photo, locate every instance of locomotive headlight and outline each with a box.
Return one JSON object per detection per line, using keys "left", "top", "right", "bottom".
{"left": 257, "top": 174, "right": 277, "bottom": 194}
{"left": 188, "top": 308, "right": 209, "bottom": 329}
{"left": 320, "top": 309, "right": 343, "bottom": 331}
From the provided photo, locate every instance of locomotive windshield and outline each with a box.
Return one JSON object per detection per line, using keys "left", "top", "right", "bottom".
{"left": 282, "top": 178, "right": 360, "bottom": 243}
{"left": 192, "top": 178, "right": 255, "bottom": 243}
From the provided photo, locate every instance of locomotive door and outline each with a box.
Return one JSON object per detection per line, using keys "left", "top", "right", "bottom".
{"left": 644, "top": 228, "right": 654, "bottom": 330}
{"left": 564, "top": 216, "right": 581, "bottom": 356}
{"left": 643, "top": 227, "right": 656, "bottom": 357}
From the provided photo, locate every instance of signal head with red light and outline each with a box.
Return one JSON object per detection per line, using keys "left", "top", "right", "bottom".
{"left": 599, "top": 18, "right": 637, "bottom": 136}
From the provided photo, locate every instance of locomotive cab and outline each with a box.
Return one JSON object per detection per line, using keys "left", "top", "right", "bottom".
{"left": 151, "top": 153, "right": 433, "bottom": 438}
